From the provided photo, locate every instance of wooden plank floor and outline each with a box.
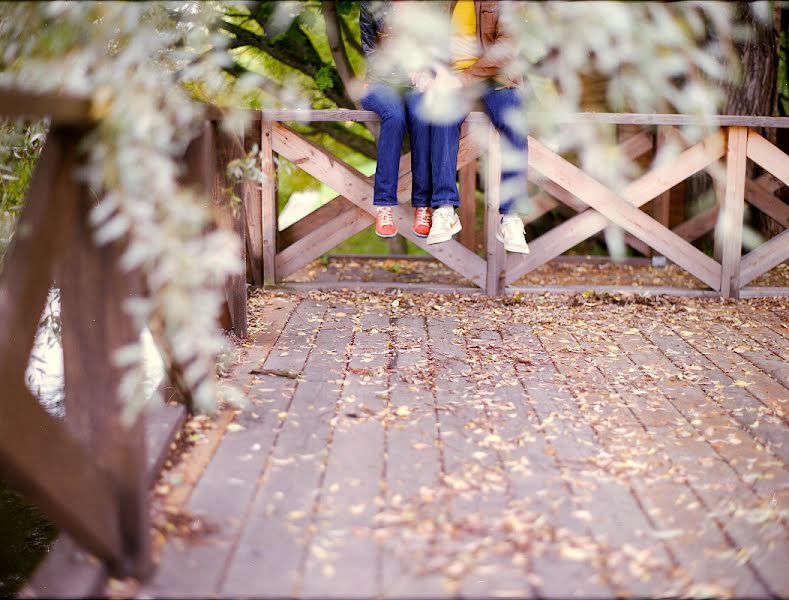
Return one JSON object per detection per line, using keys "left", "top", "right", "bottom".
{"left": 143, "top": 290, "right": 789, "bottom": 599}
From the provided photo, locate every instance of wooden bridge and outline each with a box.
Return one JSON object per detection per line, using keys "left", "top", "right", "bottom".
{"left": 1, "top": 90, "right": 787, "bottom": 597}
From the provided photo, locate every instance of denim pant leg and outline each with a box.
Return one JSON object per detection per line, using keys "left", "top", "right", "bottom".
{"left": 429, "top": 116, "right": 462, "bottom": 208}
{"left": 361, "top": 84, "right": 406, "bottom": 206}
{"left": 404, "top": 91, "right": 431, "bottom": 208}
{"left": 482, "top": 87, "right": 528, "bottom": 215}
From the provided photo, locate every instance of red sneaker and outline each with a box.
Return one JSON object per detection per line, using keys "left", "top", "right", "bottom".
{"left": 413, "top": 207, "right": 432, "bottom": 237}
{"left": 375, "top": 207, "right": 397, "bottom": 238}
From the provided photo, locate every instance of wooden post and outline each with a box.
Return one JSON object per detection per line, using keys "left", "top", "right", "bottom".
{"left": 458, "top": 122, "right": 478, "bottom": 251}
{"left": 59, "top": 169, "right": 152, "bottom": 578}
{"left": 243, "top": 119, "right": 264, "bottom": 287}
{"left": 485, "top": 127, "right": 505, "bottom": 295}
{"left": 0, "top": 127, "right": 125, "bottom": 567}
{"left": 213, "top": 123, "right": 248, "bottom": 339}
{"left": 719, "top": 126, "right": 748, "bottom": 298}
{"left": 652, "top": 126, "right": 671, "bottom": 266}
{"left": 261, "top": 118, "right": 278, "bottom": 286}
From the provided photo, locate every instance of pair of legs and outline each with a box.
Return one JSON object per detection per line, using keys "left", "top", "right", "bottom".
{"left": 360, "top": 84, "right": 432, "bottom": 238}
{"left": 406, "top": 85, "right": 530, "bottom": 252}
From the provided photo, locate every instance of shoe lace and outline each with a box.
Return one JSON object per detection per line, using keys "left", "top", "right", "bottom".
{"left": 378, "top": 207, "right": 394, "bottom": 226}
{"left": 501, "top": 216, "right": 524, "bottom": 238}
{"left": 415, "top": 208, "right": 431, "bottom": 227}
{"left": 433, "top": 209, "right": 452, "bottom": 226}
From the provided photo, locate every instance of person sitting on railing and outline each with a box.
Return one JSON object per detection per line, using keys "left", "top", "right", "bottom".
{"left": 360, "top": 0, "right": 433, "bottom": 240}
{"left": 407, "top": 0, "right": 530, "bottom": 253}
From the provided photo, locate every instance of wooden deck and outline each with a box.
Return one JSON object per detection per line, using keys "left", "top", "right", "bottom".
{"left": 141, "top": 289, "right": 789, "bottom": 599}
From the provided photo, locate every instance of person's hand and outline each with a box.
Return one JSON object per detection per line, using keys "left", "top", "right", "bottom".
{"left": 410, "top": 71, "right": 434, "bottom": 92}
{"left": 434, "top": 65, "right": 462, "bottom": 90}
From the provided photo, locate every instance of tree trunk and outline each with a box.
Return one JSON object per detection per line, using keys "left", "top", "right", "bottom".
{"left": 686, "top": 2, "right": 780, "bottom": 240}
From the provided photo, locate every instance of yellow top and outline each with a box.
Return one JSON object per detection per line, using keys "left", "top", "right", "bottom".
{"left": 451, "top": 0, "right": 479, "bottom": 71}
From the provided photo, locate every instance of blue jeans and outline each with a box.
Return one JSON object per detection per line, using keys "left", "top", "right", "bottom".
{"left": 405, "top": 91, "right": 462, "bottom": 209}
{"left": 407, "top": 86, "right": 528, "bottom": 215}
{"left": 361, "top": 85, "right": 428, "bottom": 208}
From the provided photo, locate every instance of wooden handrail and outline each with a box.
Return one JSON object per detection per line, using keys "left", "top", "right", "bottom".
{"left": 0, "top": 88, "right": 94, "bottom": 123}
{"left": 3, "top": 87, "right": 789, "bottom": 128}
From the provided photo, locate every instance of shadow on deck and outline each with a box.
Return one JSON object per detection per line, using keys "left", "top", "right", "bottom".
{"left": 140, "top": 286, "right": 788, "bottom": 599}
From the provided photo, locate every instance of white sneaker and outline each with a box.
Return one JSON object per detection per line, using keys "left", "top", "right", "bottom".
{"left": 496, "top": 214, "right": 529, "bottom": 253}
{"left": 426, "top": 206, "right": 461, "bottom": 244}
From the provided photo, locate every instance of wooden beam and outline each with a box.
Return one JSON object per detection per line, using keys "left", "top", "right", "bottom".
{"left": 485, "top": 127, "right": 504, "bottom": 295}
{"left": 243, "top": 120, "right": 263, "bottom": 286}
{"left": 261, "top": 120, "right": 278, "bottom": 285}
{"left": 0, "top": 88, "right": 93, "bottom": 123}
{"left": 213, "top": 126, "right": 248, "bottom": 338}
{"left": 747, "top": 129, "right": 789, "bottom": 187}
{"left": 506, "top": 131, "right": 726, "bottom": 284}
{"left": 276, "top": 206, "right": 373, "bottom": 279}
{"left": 672, "top": 205, "right": 719, "bottom": 242}
{"left": 0, "top": 127, "right": 124, "bottom": 565}
{"left": 458, "top": 123, "right": 479, "bottom": 251}
{"left": 59, "top": 146, "right": 152, "bottom": 578}
{"left": 651, "top": 126, "right": 672, "bottom": 261}
{"left": 271, "top": 123, "right": 487, "bottom": 288}
{"left": 278, "top": 195, "right": 355, "bottom": 250}
{"left": 739, "top": 229, "right": 789, "bottom": 287}
{"left": 258, "top": 109, "right": 789, "bottom": 128}
{"left": 517, "top": 135, "right": 723, "bottom": 289}
{"left": 0, "top": 382, "right": 124, "bottom": 566}
{"left": 745, "top": 177, "right": 789, "bottom": 228}
{"left": 720, "top": 127, "right": 748, "bottom": 298}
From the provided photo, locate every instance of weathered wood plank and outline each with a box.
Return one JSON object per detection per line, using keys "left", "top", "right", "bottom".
{"left": 641, "top": 320, "right": 789, "bottom": 464}
{"left": 261, "top": 120, "right": 278, "bottom": 285}
{"left": 719, "top": 127, "right": 748, "bottom": 298}
{"left": 0, "top": 88, "right": 93, "bottom": 123}
{"left": 60, "top": 185, "right": 151, "bottom": 577}
{"left": 0, "top": 127, "right": 126, "bottom": 566}
{"left": 533, "top": 326, "right": 679, "bottom": 596}
{"left": 243, "top": 121, "right": 264, "bottom": 286}
{"left": 0, "top": 383, "right": 124, "bottom": 568}
{"left": 487, "top": 327, "right": 613, "bottom": 598}
{"left": 301, "top": 308, "right": 387, "bottom": 597}
{"left": 214, "top": 126, "right": 248, "bottom": 338}
{"left": 651, "top": 126, "right": 671, "bottom": 260}
{"left": 581, "top": 318, "right": 783, "bottom": 595}
{"left": 744, "top": 177, "right": 789, "bottom": 229}
{"left": 506, "top": 132, "right": 726, "bottom": 284}
{"left": 747, "top": 129, "right": 789, "bottom": 187}
{"left": 278, "top": 195, "right": 356, "bottom": 250}
{"left": 740, "top": 229, "right": 789, "bottom": 288}
{"left": 21, "top": 536, "right": 108, "bottom": 599}
{"left": 458, "top": 124, "right": 479, "bottom": 251}
{"left": 575, "top": 330, "right": 770, "bottom": 596}
{"left": 380, "top": 315, "right": 445, "bottom": 598}
{"left": 523, "top": 136, "right": 723, "bottom": 289}
{"left": 275, "top": 204, "right": 373, "bottom": 280}
{"left": 221, "top": 309, "right": 351, "bottom": 597}
{"left": 485, "top": 127, "right": 505, "bottom": 295}
{"left": 257, "top": 109, "right": 789, "bottom": 128}
{"left": 672, "top": 205, "right": 719, "bottom": 242}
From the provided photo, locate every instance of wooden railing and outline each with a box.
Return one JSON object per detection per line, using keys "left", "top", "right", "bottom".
{"left": 2, "top": 87, "right": 787, "bottom": 585}
{"left": 0, "top": 90, "right": 248, "bottom": 582}
{"left": 252, "top": 110, "right": 789, "bottom": 298}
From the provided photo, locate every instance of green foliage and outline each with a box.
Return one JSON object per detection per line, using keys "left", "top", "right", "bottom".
{"left": 0, "top": 120, "right": 46, "bottom": 215}
{"left": 314, "top": 65, "right": 335, "bottom": 91}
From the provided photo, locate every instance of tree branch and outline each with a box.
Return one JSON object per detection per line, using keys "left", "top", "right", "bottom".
{"left": 322, "top": 1, "right": 359, "bottom": 108}
{"left": 339, "top": 13, "right": 364, "bottom": 56}
{"left": 219, "top": 18, "right": 355, "bottom": 109}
